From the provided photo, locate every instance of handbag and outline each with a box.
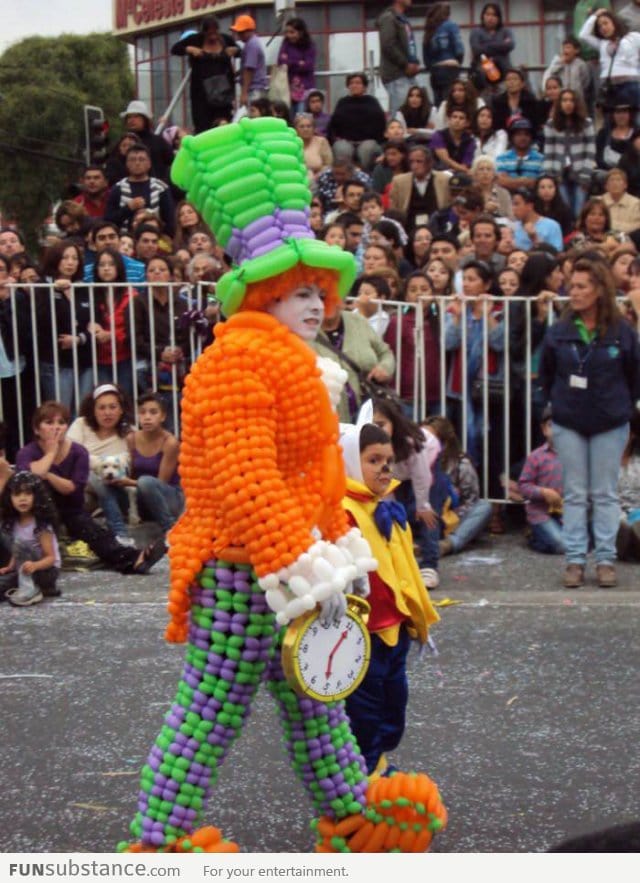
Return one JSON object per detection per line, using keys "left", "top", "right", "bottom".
{"left": 596, "top": 44, "right": 619, "bottom": 108}
{"left": 268, "top": 64, "right": 290, "bottom": 105}
{"left": 470, "top": 377, "right": 509, "bottom": 404}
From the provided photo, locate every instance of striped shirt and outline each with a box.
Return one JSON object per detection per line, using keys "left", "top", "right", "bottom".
{"left": 495, "top": 147, "right": 544, "bottom": 181}
{"left": 518, "top": 442, "right": 563, "bottom": 525}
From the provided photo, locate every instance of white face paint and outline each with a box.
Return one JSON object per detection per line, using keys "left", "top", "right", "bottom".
{"left": 265, "top": 285, "right": 326, "bottom": 340}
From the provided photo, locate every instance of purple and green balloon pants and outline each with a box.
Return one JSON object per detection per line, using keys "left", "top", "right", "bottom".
{"left": 130, "top": 559, "right": 370, "bottom": 847}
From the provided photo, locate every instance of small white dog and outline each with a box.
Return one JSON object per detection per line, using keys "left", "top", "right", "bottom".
{"left": 93, "top": 454, "right": 141, "bottom": 526}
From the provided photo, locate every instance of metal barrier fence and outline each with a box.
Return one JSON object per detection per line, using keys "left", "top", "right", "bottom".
{"left": 1, "top": 284, "right": 581, "bottom": 501}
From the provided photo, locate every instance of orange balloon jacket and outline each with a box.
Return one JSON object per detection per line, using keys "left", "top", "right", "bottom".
{"left": 166, "top": 310, "right": 350, "bottom": 642}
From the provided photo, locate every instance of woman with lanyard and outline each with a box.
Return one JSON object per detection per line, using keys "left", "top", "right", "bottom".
{"left": 579, "top": 9, "right": 640, "bottom": 117}
{"left": 539, "top": 256, "right": 640, "bottom": 589}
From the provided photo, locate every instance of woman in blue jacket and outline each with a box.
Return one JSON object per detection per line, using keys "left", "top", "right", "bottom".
{"left": 539, "top": 256, "right": 640, "bottom": 589}
{"left": 422, "top": 3, "right": 464, "bottom": 105}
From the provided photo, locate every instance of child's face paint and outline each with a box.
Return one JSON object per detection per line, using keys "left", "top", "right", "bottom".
{"left": 360, "top": 442, "right": 394, "bottom": 496}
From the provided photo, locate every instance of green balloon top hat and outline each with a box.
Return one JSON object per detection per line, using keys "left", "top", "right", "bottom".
{"left": 171, "top": 117, "right": 357, "bottom": 317}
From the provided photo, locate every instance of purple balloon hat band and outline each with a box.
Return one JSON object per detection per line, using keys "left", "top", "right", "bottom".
{"left": 225, "top": 207, "right": 313, "bottom": 264}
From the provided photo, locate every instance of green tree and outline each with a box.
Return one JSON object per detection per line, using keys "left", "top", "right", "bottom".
{"left": 0, "top": 33, "right": 134, "bottom": 247}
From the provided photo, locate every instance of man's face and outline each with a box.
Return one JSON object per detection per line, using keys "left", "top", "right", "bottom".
{"left": 126, "top": 113, "right": 146, "bottom": 132}
{"left": 332, "top": 165, "right": 350, "bottom": 186}
{"left": 94, "top": 227, "right": 119, "bottom": 251}
{"left": 348, "top": 77, "right": 366, "bottom": 97}
{"left": 126, "top": 151, "right": 151, "bottom": 177}
{"left": 0, "top": 231, "right": 23, "bottom": 257}
{"left": 430, "top": 241, "right": 458, "bottom": 269}
{"left": 511, "top": 195, "right": 529, "bottom": 221}
{"left": 136, "top": 232, "right": 160, "bottom": 261}
{"left": 83, "top": 170, "right": 108, "bottom": 195}
{"left": 606, "top": 173, "right": 627, "bottom": 199}
{"left": 449, "top": 110, "right": 468, "bottom": 133}
{"left": 345, "top": 222, "right": 364, "bottom": 252}
{"left": 512, "top": 130, "right": 532, "bottom": 153}
{"left": 344, "top": 185, "right": 365, "bottom": 212}
{"left": 409, "top": 151, "right": 431, "bottom": 180}
{"left": 561, "top": 42, "right": 578, "bottom": 63}
{"left": 471, "top": 223, "right": 497, "bottom": 257}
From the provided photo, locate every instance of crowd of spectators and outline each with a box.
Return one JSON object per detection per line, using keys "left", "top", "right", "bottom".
{"left": 1, "top": 2, "right": 640, "bottom": 599}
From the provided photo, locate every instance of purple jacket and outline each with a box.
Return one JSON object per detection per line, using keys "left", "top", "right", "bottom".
{"left": 277, "top": 40, "right": 316, "bottom": 101}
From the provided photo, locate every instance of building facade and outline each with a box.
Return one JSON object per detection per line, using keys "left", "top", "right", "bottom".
{"left": 113, "top": 0, "right": 574, "bottom": 129}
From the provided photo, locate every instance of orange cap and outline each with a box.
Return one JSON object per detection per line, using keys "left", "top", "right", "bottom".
{"left": 230, "top": 14, "right": 256, "bottom": 31}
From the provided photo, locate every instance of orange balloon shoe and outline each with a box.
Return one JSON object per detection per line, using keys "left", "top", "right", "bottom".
{"left": 312, "top": 771, "right": 447, "bottom": 853}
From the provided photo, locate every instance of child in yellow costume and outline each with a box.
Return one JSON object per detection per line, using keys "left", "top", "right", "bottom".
{"left": 341, "top": 422, "right": 439, "bottom": 776}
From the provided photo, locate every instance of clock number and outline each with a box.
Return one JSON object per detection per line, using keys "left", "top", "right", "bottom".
{"left": 311, "top": 675, "right": 317, "bottom": 685}
{"left": 348, "top": 669, "right": 354, "bottom": 679}
{"left": 345, "top": 620, "right": 354, "bottom": 631}
{"left": 301, "top": 643, "right": 308, "bottom": 653}
{"left": 302, "top": 662, "right": 309, "bottom": 672}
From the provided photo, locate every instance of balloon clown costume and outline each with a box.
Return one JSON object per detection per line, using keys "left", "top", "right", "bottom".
{"left": 118, "top": 117, "right": 447, "bottom": 855}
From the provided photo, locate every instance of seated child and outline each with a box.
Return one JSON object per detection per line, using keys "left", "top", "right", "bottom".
{"left": 0, "top": 471, "right": 61, "bottom": 606}
{"left": 423, "top": 415, "right": 492, "bottom": 556}
{"left": 517, "top": 407, "right": 565, "bottom": 554}
{"left": 340, "top": 422, "right": 439, "bottom": 775}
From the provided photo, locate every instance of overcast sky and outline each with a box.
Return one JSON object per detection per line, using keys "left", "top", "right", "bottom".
{"left": 2, "top": 0, "right": 112, "bottom": 52}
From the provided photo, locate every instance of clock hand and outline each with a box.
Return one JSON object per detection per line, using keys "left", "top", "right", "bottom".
{"left": 325, "top": 629, "right": 348, "bottom": 679}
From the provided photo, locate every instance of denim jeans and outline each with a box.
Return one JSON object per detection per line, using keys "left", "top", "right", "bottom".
{"left": 449, "top": 499, "right": 492, "bottom": 553}
{"left": 98, "top": 361, "right": 134, "bottom": 402}
{"left": 552, "top": 422, "right": 629, "bottom": 565}
{"left": 41, "top": 363, "right": 94, "bottom": 414}
{"left": 528, "top": 517, "right": 565, "bottom": 555}
{"left": 384, "top": 76, "right": 416, "bottom": 117}
{"left": 136, "top": 476, "right": 184, "bottom": 533}
{"left": 559, "top": 178, "right": 587, "bottom": 220}
{"left": 345, "top": 626, "right": 410, "bottom": 774}
{"left": 89, "top": 473, "right": 129, "bottom": 538}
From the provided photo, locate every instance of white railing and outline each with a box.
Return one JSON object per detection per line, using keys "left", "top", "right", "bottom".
{"left": 4, "top": 285, "right": 619, "bottom": 502}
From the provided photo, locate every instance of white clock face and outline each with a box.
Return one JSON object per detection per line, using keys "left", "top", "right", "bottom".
{"left": 295, "top": 613, "right": 369, "bottom": 700}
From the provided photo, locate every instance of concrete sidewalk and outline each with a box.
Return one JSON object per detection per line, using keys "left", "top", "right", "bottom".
{"left": 1, "top": 532, "right": 638, "bottom": 853}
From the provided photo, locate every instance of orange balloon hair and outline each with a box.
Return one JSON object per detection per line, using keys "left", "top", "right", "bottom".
{"left": 240, "top": 266, "right": 342, "bottom": 316}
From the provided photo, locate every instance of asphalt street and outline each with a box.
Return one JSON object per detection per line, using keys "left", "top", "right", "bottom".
{"left": 1, "top": 531, "right": 639, "bottom": 854}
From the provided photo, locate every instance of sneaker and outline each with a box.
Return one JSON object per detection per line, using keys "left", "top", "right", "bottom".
{"left": 116, "top": 535, "right": 136, "bottom": 548}
{"left": 563, "top": 564, "right": 585, "bottom": 589}
{"left": 62, "top": 540, "right": 101, "bottom": 572}
{"left": 596, "top": 563, "right": 617, "bottom": 588}
{"left": 420, "top": 567, "right": 440, "bottom": 588}
{"left": 6, "top": 575, "right": 43, "bottom": 607}
{"left": 438, "top": 539, "right": 453, "bottom": 557}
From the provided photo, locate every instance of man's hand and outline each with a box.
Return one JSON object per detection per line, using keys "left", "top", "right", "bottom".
{"left": 58, "top": 334, "right": 77, "bottom": 350}
{"left": 21, "top": 561, "right": 37, "bottom": 575}
{"left": 127, "top": 197, "right": 146, "bottom": 211}
{"left": 405, "top": 62, "right": 420, "bottom": 76}
{"left": 186, "top": 46, "right": 204, "bottom": 58}
{"left": 367, "top": 366, "right": 391, "bottom": 383}
{"left": 542, "top": 488, "right": 562, "bottom": 507}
